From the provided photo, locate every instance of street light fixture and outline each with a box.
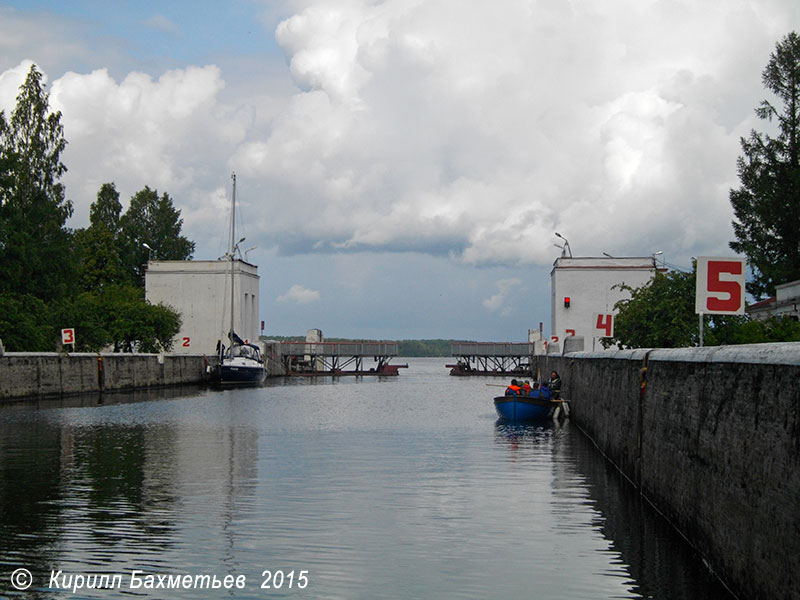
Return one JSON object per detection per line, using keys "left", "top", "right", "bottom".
{"left": 652, "top": 250, "right": 663, "bottom": 268}
{"left": 142, "top": 243, "right": 152, "bottom": 262}
{"left": 554, "top": 232, "right": 572, "bottom": 258}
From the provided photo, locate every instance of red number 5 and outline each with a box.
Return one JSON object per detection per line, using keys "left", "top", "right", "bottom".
{"left": 706, "top": 261, "right": 743, "bottom": 312}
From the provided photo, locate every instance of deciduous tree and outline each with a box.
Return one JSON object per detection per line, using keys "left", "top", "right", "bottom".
{"left": 119, "top": 186, "right": 195, "bottom": 286}
{"left": 0, "top": 64, "right": 75, "bottom": 301}
{"left": 603, "top": 267, "right": 800, "bottom": 349}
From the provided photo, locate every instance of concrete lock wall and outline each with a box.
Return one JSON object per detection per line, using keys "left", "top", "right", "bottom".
{"left": 535, "top": 343, "right": 800, "bottom": 600}
{"left": 0, "top": 353, "right": 216, "bottom": 401}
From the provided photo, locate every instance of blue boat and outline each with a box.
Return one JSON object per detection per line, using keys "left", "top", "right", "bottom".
{"left": 494, "top": 388, "right": 559, "bottom": 422}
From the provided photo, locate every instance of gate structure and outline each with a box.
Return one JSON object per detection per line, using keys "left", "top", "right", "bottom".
{"left": 447, "top": 342, "right": 535, "bottom": 376}
{"left": 278, "top": 341, "right": 407, "bottom": 376}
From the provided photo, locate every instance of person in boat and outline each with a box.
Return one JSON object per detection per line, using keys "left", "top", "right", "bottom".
{"left": 505, "top": 379, "right": 522, "bottom": 396}
{"left": 548, "top": 371, "right": 562, "bottom": 399}
{"left": 521, "top": 380, "right": 532, "bottom": 395}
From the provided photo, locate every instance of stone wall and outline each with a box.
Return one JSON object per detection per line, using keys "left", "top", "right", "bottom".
{"left": 0, "top": 353, "right": 216, "bottom": 401}
{"left": 535, "top": 343, "right": 800, "bottom": 600}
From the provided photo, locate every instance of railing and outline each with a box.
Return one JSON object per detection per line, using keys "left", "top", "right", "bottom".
{"left": 451, "top": 342, "right": 535, "bottom": 357}
{"left": 277, "top": 341, "right": 399, "bottom": 357}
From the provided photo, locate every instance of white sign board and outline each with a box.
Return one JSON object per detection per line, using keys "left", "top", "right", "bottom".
{"left": 593, "top": 313, "right": 614, "bottom": 338}
{"left": 695, "top": 257, "right": 746, "bottom": 315}
{"left": 61, "top": 328, "right": 75, "bottom": 346}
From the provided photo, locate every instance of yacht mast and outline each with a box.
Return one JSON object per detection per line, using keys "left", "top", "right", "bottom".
{"left": 229, "top": 172, "right": 236, "bottom": 341}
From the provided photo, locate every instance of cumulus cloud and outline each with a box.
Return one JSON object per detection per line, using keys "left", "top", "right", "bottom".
{"left": 483, "top": 278, "right": 522, "bottom": 316}
{"left": 230, "top": 0, "right": 791, "bottom": 266}
{"left": 277, "top": 284, "right": 321, "bottom": 304}
{"left": 1, "top": 0, "right": 796, "bottom": 272}
{"left": 44, "top": 64, "right": 246, "bottom": 229}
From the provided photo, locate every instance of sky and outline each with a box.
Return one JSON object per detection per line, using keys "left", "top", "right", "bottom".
{"left": 1, "top": 0, "right": 797, "bottom": 342}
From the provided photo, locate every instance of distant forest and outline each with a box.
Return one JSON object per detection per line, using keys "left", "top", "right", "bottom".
{"left": 262, "top": 336, "right": 471, "bottom": 357}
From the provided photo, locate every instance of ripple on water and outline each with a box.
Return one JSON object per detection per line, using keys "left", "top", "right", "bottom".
{"left": 0, "top": 358, "right": 734, "bottom": 599}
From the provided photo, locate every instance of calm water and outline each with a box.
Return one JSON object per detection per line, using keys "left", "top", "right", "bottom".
{"left": 0, "top": 357, "right": 732, "bottom": 599}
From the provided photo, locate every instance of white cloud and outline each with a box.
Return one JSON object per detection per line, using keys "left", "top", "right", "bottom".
{"left": 232, "top": 0, "right": 793, "bottom": 266}
{"left": 277, "top": 284, "right": 321, "bottom": 304}
{"left": 145, "top": 14, "right": 179, "bottom": 34}
{"left": 0, "top": 58, "right": 34, "bottom": 114}
{"left": 483, "top": 278, "right": 522, "bottom": 316}
{"left": 44, "top": 64, "right": 243, "bottom": 227}
{"left": 1, "top": 0, "right": 797, "bottom": 272}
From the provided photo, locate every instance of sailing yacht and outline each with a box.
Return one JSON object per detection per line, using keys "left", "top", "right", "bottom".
{"left": 215, "top": 173, "right": 266, "bottom": 384}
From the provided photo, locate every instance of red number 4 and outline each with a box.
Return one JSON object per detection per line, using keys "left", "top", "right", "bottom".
{"left": 596, "top": 314, "right": 613, "bottom": 337}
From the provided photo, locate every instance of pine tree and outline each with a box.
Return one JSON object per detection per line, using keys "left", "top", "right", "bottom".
{"left": 729, "top": 32, "right": 800, "bottom": 299}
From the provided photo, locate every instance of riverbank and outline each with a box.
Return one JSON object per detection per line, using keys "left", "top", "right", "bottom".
{"left": 535, "top": 343, "right": 800, "bottom": 600}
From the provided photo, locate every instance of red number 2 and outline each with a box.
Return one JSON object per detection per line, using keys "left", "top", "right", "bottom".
{"left": 182, "top": 337, "right": 191, "bottom": 347}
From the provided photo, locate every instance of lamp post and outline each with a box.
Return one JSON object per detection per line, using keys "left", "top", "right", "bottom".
{"left": 652, "top": 250, "right": 663, "bottom": 269}
{"left": 554, "top": 232, "right": 572, "bottom": 258}
{"left": 142, "top": 242, "right": 152, "bottom": 262}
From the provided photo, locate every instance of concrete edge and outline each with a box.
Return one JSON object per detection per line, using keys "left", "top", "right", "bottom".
{"left": 564, "top": 342, "right": 800, "bottom": 365}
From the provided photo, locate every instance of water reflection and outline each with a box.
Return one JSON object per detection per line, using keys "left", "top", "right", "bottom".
{"left": 0, "top": 390, "right": 259, "bottom": 598}
{"left": 0, "top": 360, "right": 737, "bottom": 599}
{"left": 492, "top": 418, "right": 733, "bottom": 599}
{"left": 563, "top": 430, "right": 734, "bottom": 600}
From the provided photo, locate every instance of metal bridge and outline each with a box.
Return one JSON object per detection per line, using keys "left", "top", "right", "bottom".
{"left": 276, "top": 341, "right": 407, "bottom": 376}
{"left": 447, "top": 342, "right": 536, "bottom": 376}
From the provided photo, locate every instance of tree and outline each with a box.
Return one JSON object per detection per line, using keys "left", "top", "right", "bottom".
{"left": 75, "top": 183, "right": 126, "bottom": 291}
{"left": 0, "top": 64, "right": 75, "bottom": 302}
{"left": 603, "top": 267, "right": 800, "bottom": 349}
{"left": 90, "top": 182, "right": 122, "bottom": 234}
{"left": 603, "top": 270, "right": 698, "bottom": 349}
{"left": 98, "top": 285, "right": 181, "bottom": 353}
{"left": 730, "top": 32, "right": 800, "bottom": 299}
{"left": 0, "top": 293, "right": 54, "bottom": 351}
{"left": 119, "top": 186, "right": 195, "bottom": 286}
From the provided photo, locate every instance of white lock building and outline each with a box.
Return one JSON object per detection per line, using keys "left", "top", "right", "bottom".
{"left": 550, "top": 256, "right": 661, "bottom": 351}
{"left": 145, "top": 259, "right": 260, "bottom": 355}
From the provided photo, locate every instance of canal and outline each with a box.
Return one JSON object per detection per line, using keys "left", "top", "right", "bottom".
{"left": 0, "top": 357, "right": 733, "bottom": 599}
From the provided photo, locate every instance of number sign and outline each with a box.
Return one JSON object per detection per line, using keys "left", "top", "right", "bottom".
{"left": 182, "top": 337, "right": 191, "bottom": 348}
{"left": 695, "top": 257, "right": 745, "bottom": 315}
{"left": 593, "top": 313, "right": 614, "bottom": 338}
{"left": 61, "top": 328, "right": 75, "bottom": 345}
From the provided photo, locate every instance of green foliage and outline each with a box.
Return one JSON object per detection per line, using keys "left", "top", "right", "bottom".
{"left": 98, "top": 286, "right": 182, "bottom": 353}
{"left": 74, "top": 225, "right": 126, "bottom": 292}
{"left": 0, "top": 64, "right": 76, "bottom": 302}
{"left": 729, "top": 32, "right": 800, "bottom": 299}
{"left": 50, "top": 292, "right": 108, "bottom": 352}
{"left": 0, "top": 293, "right": 54, "bottom": 351}
{"left": 119, "top": 186, "right": 195, "bottom": 286}
{"left": 604, "top": 268, "right": 800, "bottom": 349}
{"left": 90, "top": 182, "right": 122, "bottom": 234}
{"left": 75, "top": 183, "right": 127, "bottom": 291}
{"left": 603, "top": 270, "right": 698, "bottom": 349}
{"left": 0, "top": 69, "right": 190, "bottom": 353}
